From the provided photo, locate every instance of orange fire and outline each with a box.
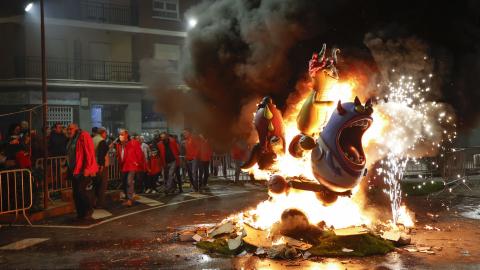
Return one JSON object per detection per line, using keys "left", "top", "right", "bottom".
{"left": 238, "top": 78, "right": 414, "bottom": 230}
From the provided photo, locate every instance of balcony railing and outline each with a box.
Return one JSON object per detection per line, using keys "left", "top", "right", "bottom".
{"left": 46, "top": 0, "right": 138, "bottom": 26}
{"left": 24, "top": 57, "right": 140, "bottom": 82}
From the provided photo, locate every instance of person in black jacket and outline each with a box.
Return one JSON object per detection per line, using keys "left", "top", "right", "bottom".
{"left": 48, "top": 123, "right": 68, "bottom": 156}
{"left": 93, "top": 127, "right": 109, "bottom": 208}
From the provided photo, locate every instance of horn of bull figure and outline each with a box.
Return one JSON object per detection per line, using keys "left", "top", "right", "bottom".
{"left": 318, "top": 43, "right": 326, "bottom": 61}
{"left": 365, "top": 98, "right": 372, "bottom": 108}
{"left": 241, "top": 143, "right": 261, "bottom": 169}
{"left": 331, "top": 48, "right": 340, "bottom": 64}
{"left": 354, "top": 96, "right": 361, "bottom": 106}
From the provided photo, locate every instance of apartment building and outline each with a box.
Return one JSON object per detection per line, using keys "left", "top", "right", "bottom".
{"left": 0, "top": 0, "right": 199, "bottom": 135}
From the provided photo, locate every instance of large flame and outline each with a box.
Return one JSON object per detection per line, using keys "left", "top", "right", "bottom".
{"left": 239, "top": 79, "right": 380, "bottom": 230}
{"left": 231, "top": 188, "right": 370, "bottom": 230}
{"left": 232, "top": 74, "right": 452, "bottom": 230}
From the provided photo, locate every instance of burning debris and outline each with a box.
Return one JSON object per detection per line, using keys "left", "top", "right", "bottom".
{"left": 182, "top": 216, "right": 398, "bottom": 259}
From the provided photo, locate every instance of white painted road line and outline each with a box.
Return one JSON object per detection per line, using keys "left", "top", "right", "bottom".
{"left": 135, "top": 195, "right": 164, "bottom": 207}
{"left": 8, "top": 191, "right": 250, "bottom": 230}
{"left": 183, "top": 192, "right": 208, "bottom": 198}
{"left": 0, "top": 238, "right": 49, "bottom": 250}
{"left": 92, "top": 209, "right": 113, "bottom": 220}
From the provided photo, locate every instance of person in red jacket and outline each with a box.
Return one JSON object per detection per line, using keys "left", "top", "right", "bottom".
{"left": 66, "top": 123, "right": 98, "bottom": 221}
{"left": 157, "top": 132, "right": 180, "bottom": 194}
{"left": 198, "top": 134, "right": 213, "bottom": 189}
{"left": 116, "top": 129, "right": 145, "bottom": 206}
{"left": 182, "top": 128, "right": 200, "bottom": 191}
{"left": 145, "top": 142, "right": 162, "bottom": 194}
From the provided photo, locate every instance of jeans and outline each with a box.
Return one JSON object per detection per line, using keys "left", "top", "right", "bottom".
{"left": 71, "top": 174, "right": 94, "bottom": 219}
{"left": 185, "top": 159, "right": 200, "bottom": 190}
{"left": 164, "top": 161, "right": 176, "bottom": 193}
{"left": 121, "top": 171, "right": 136, "bottom": 200}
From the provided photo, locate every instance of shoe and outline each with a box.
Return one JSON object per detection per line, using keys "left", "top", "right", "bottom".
{"left": 145, "top": 189, "right": 151, "bottom": 194}
{"left": 122, "top": 200, "right": 133, "bottom": 207}
{"left": 151, "top": 190, "right": 157, "bottom": 194}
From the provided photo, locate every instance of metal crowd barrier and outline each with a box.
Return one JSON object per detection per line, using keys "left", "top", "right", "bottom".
{"left": 403, "top": 159, "right": 435, "bottom": 179}
{"left": 433, "top": 147, "right": 480, "bottom": 194}
{"left": 35, "top": 156, "right": 70, "bottom": 197}
{"left": 211, "top": 153, "right": 251, "bottom": 181}
{"left": 32, "top": 152, "right": 249, "bottom": 198}
{"left": 458, "top": 147, "right": 480, "bottom": 175}
{"left": 35, "top": 154, "right": 123, "bottom": 197}
{"left": 0, "top": 169, "right": 33, "bottom": 225}
{"left": 443, "top": 147, "right": 480, "bottom": 177}
{"left": 106, "top": 151, "right": 121, "bottom": 181}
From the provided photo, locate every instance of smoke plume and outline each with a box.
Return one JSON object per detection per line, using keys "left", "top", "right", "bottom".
{"left": 146, "top": 0, "right": 480, "bottom": 148}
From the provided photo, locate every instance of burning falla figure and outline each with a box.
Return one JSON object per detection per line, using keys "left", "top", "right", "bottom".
{"left": 241, "top": 96, "right": 286, "bottom": 170}
{"left": 270, "top": 44, "right": 374, "bottom": 204}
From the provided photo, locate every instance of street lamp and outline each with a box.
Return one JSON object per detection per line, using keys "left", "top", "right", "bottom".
{"left": 187, "top": 17, "right": 197, "bottom": 29}
{"left": 24, "top": 2, "right": 33, "bottom": 12}
{"left": 25, "top": 0, "right": 49, "bottom": 209}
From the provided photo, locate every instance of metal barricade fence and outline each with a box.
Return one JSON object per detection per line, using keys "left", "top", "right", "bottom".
{"left": 35, "top": 154, "right": 123, "bottom": 197}
{"left": 211, "top": 153, "right": 251, "bottom": 181}
{"left": 403, "top": 158, "right": 436, "bottom": 179}
{"left": 435, "top": 148, "right": 473, "bottom": 194}
{"left": 106, "top": 151, "right": 121, "bottom": 181}
{"left": 442, "top": 147, "right": 480, "bottom": 178}
{"left": 33, "top": 152, "right": 248, "bottom": 196}
{"left": 35, "top": 156, "right": 70, "bottom": 197}
{"left": 0, "top": 169, "right": 33, "bottom": 225}
{"left": 460, "top": 147, "right": 480, "bottom": 175}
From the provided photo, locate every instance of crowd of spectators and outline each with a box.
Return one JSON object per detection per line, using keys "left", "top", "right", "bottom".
{"left": 0, "top": 121, "right": 248, "bottom": 221}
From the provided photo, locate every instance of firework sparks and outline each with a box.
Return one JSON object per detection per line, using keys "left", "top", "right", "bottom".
{"left": 367, "top": 75, "right": 455, "bottom": 225}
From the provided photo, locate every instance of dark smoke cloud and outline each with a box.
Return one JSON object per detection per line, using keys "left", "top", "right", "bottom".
{"left": 148, "top": 0, "right": 480, "bottom": 148}
{"left": 179, "top": 0, "right": 351, "bottom": 147}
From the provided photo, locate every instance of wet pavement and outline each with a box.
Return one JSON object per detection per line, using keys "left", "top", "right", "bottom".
{"left": 0, "top": 181, "right": 479, "bottom": 269}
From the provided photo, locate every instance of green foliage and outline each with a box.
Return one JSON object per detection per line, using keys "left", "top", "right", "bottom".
{"left": 308, "top": 233, "right": 394, "bottom": 257}
{"left": 196, "top": 239, "right": 237, "bottom": 256}
{"left": 196, "top": 230, "right": 395, "bottom": 258}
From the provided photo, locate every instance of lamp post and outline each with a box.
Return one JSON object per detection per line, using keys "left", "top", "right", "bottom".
{"left": 187, "top": 17, "right": 197, "bottom": 29}
{"left": 26, "top": 0, "right": 48, "bottom": 209}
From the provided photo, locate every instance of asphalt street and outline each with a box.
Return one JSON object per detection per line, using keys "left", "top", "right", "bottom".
{"left": 0, "top": 182, "right": 479, "bottom": 269}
